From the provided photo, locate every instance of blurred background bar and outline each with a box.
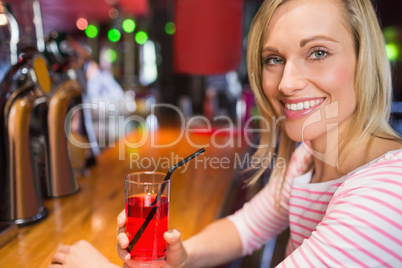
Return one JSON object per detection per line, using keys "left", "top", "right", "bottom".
{"left": 4, "top": 0, "right": 401, "bottom": 135}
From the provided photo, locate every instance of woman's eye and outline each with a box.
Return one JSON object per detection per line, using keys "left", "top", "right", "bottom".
{"left": 309, "top": 50, "right": 328, "bottom": 60}
{"left": 263, "top": 57, "right": 283, "bottom": 65}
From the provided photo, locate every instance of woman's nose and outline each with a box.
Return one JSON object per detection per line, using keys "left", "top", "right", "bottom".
{"left": 278, "top": 61, "right": 307, "bottom": 95}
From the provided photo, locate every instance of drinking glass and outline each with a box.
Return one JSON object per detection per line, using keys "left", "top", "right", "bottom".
{"left": 125, "top": 171, "right": 170, "bottom": 266}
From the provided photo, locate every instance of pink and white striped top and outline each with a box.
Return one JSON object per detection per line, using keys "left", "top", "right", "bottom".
{"left": 228, "top": 145, "right": 402, "bottom": 267}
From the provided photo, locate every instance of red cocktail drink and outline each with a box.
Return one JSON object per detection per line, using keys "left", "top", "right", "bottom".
{"left": 126, "top": 194, "right": 169, "bottom": 261}
{"left": 125, "top": 171, "right": 171, "bottom": 264}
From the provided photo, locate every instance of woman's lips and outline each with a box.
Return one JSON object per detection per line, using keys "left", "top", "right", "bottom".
{"left": 281, "top": 98, "right": 325, "bottom": 120}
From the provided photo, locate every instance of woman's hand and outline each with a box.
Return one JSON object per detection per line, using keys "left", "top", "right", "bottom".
{"left": 49, "top": 240, "right": 119, "bottom": 268}
{"left": 116, "top": 210, "right": 190, "bottom": 267}
{"left": 116, "top": 209, "right": 131, "bottom": 263}
{"left": 163, "top": 229, "right": 189, "bottom": 268}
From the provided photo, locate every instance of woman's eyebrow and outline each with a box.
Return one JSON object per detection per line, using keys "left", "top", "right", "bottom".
{"left": 300, "top": 35, "right": 339, "bottom": 47}
{"left": 261, "top": 46, "right": 279, "bottom": 53}
{"left": 262, "top": 35, "right": 339, "bottom": 53}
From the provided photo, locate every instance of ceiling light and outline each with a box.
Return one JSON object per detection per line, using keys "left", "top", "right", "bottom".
{"left": 76, "top": 17, "right": 88, "bottom": 31}
{"left": 135, "top": 31, "right": 148, "bottom": 45}
{"left": 85, "top": 24, "right": 98, "bottom": 38}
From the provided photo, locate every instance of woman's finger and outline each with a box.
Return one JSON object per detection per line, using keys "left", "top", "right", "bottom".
{"left": 50, "top": 251, "right": 66, "bottom": 264}
{"left": 57, "top": 244, "right": 71, "bottom": 254}
{"left": 116, "top": 224, "right": 129, "bottom": 249}
{"left": 164, "top": 229, "right": 183, "bottom": 249}
{"left": 117, "top": 209, "right": 126, "bottom": 227}
{"left": 116, "top": 226, "right": 126, "bottom": 236}
{"left": 164, "top": 229, "right": 188, "bottom": 268}
{"left": 116, "top": 243, "right": 131, "bottom": 262}
{"left": 117, "top": 230, "right": 129, "bottom": 249}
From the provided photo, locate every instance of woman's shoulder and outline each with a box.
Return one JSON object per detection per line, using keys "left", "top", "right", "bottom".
{"left": 328, "top": 149, "right": 402, "bottom": 213}
{"left": 369, "top": 134, "right": 402, "bottom": 162}
{"left": 338, "top": 148, "right": 402, "bottom": 191}
{"left": 375, "top": 149, "right": 402, "bottom": 164}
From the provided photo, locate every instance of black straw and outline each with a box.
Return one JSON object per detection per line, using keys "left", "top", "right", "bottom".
{"left": 126, "top": 148, "right": 206, "bottom": 253}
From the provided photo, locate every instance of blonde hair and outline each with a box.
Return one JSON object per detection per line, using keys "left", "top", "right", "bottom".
{"left": 246, "top": 0, "right": 401, "bottom": 205}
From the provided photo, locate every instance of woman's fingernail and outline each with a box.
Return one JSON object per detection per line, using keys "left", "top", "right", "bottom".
{"left": 165, "top": 232, "right": 173, "bottom": 239}
{"left": 124, "top": 253, "right": 130, "bottom": 262}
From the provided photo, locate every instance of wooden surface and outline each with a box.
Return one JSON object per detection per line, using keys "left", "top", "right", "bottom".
{"left": 0, "top": 126, "right": 247, "bottom": 267}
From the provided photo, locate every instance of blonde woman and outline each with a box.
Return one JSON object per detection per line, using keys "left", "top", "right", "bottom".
{"left": 50, "top": 0, "right": 402, "bottom": 267}
{"left": 114, "top": 0, "right": 402, "bottom": 267}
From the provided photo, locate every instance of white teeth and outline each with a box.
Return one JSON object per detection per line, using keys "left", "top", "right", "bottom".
{"left": 285, "top": 99, "right": 322, "bottom": 111}
{"left": 296, "top": 103, "right": 303, "bottom": 110}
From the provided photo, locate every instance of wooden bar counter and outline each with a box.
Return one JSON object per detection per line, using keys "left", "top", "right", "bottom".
{"left": 0, "top": 126, "right": 247, "bottom": 267}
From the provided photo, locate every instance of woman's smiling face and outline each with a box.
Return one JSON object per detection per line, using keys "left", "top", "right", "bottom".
{"left": 261, "top": 0, "right": 357, "bottom": 143}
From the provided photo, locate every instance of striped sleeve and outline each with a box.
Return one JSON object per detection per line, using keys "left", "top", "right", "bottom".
{"left": 227, "top": 144, "right": 312, "bottom": 256}
{"left": 227, "top": 177, "right": 290, "bottom": 256}
{"left": 278, "top": 160, "right": 402, "bottom": 268}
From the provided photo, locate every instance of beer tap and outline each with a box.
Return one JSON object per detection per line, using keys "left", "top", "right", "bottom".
{"left": 0, "top": 48, "right": 51, "bottom": 225}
